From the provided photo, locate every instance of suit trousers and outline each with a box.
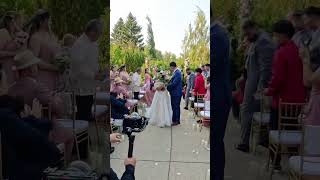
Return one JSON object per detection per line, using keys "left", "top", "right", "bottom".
{"left": 171, "top": 96, "right": 182, "bottom": 123}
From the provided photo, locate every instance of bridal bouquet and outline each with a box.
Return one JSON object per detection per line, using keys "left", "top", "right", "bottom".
{"left": 53, "top": 50, "right": 71, "bottom": 74}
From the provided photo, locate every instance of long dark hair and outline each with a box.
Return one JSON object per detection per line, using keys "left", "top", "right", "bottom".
{"left": 24, "top": 10, "right": 50, "bottom": 38}
{"left": 0, "top": 14, "right": 14, "bottom": 34}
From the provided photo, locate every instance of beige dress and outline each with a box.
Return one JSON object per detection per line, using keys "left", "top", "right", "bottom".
{"left": 29, "top": 31, "right": 61, "bottom": 91}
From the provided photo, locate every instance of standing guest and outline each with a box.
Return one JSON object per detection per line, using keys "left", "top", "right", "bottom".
{"left": 237, "top": 20, "right": 276, "bottom": 152}
{"left": 211, "top": 13, "right": 231, "bottom": 180}
{"left": 287, "top": 10, "right": 312, "bottom": 48}
{"left": 110, "top": 65, "right": 118, "bottom": 90}
{"left": 143, "top": 68, "right": 155, "bottom": 106}
{"left": 132, "top": 68, "right": 141, "bottom": 100}
{"left": 264, "top": 20, "right": 306, "bottom": 169}
{"left": 0, "top": 12, "right": 26, "bottom": 85}
{"left": 201, "top": 65, "right": 206, "bottom": 77}
{"left": 205, "top": 76, "right": 211, "bottom": 101}
{"left": 232, "top": 70, "right": 247, "bottom": 120}
{"left": 28, "top": 9, "right": 61, "bottom": 91}
{"left": 119, "top": 65, "right": 130, "bottom": 90}
{"left": 70, "top": 19, "right": 103, "bottom": 121}
{"left": 204, "top": 64, "right": 210, "bottom": 78}
{"left": 193, "top": 68, "right": 207, "bottom": 98}
{"left": 111, "top": 77, "right": 130, "bottom": 98}
{"left": 184, "top": 68, "right": 195, "bottom": 110}
{"left": 300, "top": 6, "right": 320, "bottom": 126}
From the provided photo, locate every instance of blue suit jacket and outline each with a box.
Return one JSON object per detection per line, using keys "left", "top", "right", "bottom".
{"left": 211, "top": 23, "right": 232, "bottom": 110}
{"left": 167, "top": 69, "right": 183, "bottom": 97}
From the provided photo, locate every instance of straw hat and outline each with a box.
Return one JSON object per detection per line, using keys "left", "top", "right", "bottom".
{"left": 114, "top": 77, "right": 124, "bottom": 84}
{"left": 14, "top": 50, "right": 41, "bottom": 70}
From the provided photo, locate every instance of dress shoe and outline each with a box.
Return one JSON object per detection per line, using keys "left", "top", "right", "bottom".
{"left": 184, "top": 107, "right": 188, "bottom": 110}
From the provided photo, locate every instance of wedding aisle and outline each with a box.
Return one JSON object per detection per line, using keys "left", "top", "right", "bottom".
{"left": 110, "top": 102, "right": 210, "bottom": 180}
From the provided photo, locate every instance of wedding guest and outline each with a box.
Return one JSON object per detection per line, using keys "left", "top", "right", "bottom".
{"left": 110, "top": 92, "right": 129, "bottom": 119}
{"left": 204, "top": 64, "right": 210, "bottom": 78}
{"left": 237, "top": 20, "right": 276, "bottom": 153}
{"left": 287, "top": 10, "right": 312, "bottom": 48}
{"left": 0, "top": 12, "right": 25, "bottom": 84}
{"left": 28, "top": 9, "right": 61, "bottom": 91}
{"left": 119, "top": 65, "right": 130, "bottom": 90}
{"left": 264, "top": 20, "right": 307, "bottom": 169}
{"left": 301, "top": 6, "right": 320, "bottom": 126}
{"left": 184, "top": 68, "right": 195, "bottom": 110}
{"left": 111, "top": 77, "right": 130, "bottom": 98}
{"left": 70, "top": 19, "right": 103, "bottom": 121}
{"left": 193, "top": 68, "right": 206, "bottom": 99}
{"left": 232, "top": 70, "right": 247, "bottom": 120}
{"left": 132, "top": 68, "right": 141, "bottom": 100}
{"left": 143, "top": 68, "right": 155, "bottom": 106}
{"left": 8, "top": 50, "right": 74, "bottom": 163}
{"left": 62, "top": 33, "right": 76, "bottom": 48}
{"left": 205, "top": 76, "right": 210, "bottom": 101}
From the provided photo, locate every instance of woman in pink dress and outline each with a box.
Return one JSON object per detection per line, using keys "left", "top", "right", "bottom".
{"left": 204, "top": 76, "right": 210, "bottom": 101}
{"left": 111, "top": 77, "right": 130, "bottom": 98}
{"left": 143, "top": 69, "right": 155, "bottom": 106}
{"left": 0, "top": 12, "right": 26, "bottom": 85}
{"left": 119, "top": 65, "right": 130, "bottom": 91}
{"left": 301, "top": 48, "right": 320, "bottom": 125}
{"left": 110, "top": 65, "right": 118, "bottom": 90}
{"left": 28, "top": 10, "right": 61, "bottom": 91}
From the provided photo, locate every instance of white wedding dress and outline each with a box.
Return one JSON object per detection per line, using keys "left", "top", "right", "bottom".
{"left": 146, "top": 81, "right": 173, "bottom": 127}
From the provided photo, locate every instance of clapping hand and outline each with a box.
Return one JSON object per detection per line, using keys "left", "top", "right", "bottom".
{"left": 117, "top": 93, "right": 124, "bottom": 99}
{"left": 20, "top": 99, "right": 42, "bottom": 118}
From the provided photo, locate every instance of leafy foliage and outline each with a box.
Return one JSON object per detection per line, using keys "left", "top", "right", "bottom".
{"left": 146, "top": 15, "right": 156, "bottom": 59}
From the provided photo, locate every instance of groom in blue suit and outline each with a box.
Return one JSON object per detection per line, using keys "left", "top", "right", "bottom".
{"left": 167, "top": 62, "right": 183, "bottom": 126}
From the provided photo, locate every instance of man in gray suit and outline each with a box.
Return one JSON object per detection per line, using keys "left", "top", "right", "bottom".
{"left": 184, "top": 68, "right": 196, "bottom": 110}
{"left": 236, "top": 20, "right": 276, "bottom": 152}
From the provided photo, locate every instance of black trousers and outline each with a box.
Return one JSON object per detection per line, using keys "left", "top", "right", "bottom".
{"left": 133, "top": 92, "right": 139, "bottom": 100}
{"left": 76, "top": 95, "right": 94, "bottom": 159}
{"left": 231, "top": 97, "right": 240, "bottom": 120}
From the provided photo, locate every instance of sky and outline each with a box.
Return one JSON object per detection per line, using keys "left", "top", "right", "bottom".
{"left": 110, "top": 0, "right": 210, "bottom": 57}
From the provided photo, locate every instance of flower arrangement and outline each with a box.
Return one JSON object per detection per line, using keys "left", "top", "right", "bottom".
{"left": 53, "top": 49, "right": 71, "bottom": 74}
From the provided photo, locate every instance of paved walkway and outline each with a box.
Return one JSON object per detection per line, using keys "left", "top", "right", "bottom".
{"left": 110, "top": 105, "right": 288, "bottom": 180}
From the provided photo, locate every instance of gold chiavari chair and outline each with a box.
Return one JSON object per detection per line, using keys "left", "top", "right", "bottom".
{"left": 288, "top": 125, "right": 320, "bottom": 180}
{"left": 194, "top": 93, "right": 206, "bottom": 118}
{"left": 268, "top": 99, "right": 306, "bottom": 180}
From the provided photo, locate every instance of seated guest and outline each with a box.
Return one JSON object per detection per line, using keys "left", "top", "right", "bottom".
{"left": 111, "top": 92, "right": 130, "bottom": 119}
{"left": 0, "top": 71, "right": 61, "bottom": 180}
{"left": 111, "top": 77, "right": 130, "bottom": 98}
{"left": 193, "top": 68, "right": 207, "bottom": 101}
{"left": 264, "top": 20, "right": 306, "bottom": 170}
{"left": 8, "top": 50, "right": 74, "bottom": 163}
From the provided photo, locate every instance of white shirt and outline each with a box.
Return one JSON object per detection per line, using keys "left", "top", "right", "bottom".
{"left": 131, "top": 72, "right": 141, "bottom": 92}
{"left": 70, "top": 34, "right": 99, "bottom": 95}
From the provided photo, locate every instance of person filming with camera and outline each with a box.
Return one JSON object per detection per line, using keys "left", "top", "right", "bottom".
{"left": 108, "top": 133, "right": 136, "bottom": 180}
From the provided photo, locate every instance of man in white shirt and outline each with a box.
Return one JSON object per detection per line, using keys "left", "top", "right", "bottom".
{"left": 132, "top": 68, "right": 141, "bottom": 100}
{"left": 70, "top": 19, "right": 103, "bottom": 121}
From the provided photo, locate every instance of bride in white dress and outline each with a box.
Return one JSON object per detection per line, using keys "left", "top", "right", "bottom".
{"left": 146, "top": 80, "right": 172, "bottom": 127}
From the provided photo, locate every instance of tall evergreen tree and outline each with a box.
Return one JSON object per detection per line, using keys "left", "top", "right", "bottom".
{"left": 111, "top": 17, "right": 125, "bottom": 44}
{"left": 146, "top": 15, "right": 156, "bottom": 58}
{"left": 124, "top": 12, "right": 144, "bottom": 48}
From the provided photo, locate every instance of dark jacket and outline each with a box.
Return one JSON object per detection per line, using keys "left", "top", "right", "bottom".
{"left": 167, "top": 69, "right": 183, "bottom": 97}
{"left": 109, "top": 165, "right": 135, "bottom": 180}
{"left": 111, "top": 96, "right": 129, "bottom": 119}
{"left": 0, "top": 108, "right": 61, "bottom": 180}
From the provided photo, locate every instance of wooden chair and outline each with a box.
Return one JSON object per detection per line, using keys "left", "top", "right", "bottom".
{"left": 288, "top": 125, "right": 320, "bottom": 180}
{"left": 250, "top": 93, "right": 271, "bottom": 153}
{"left": 268, "top": 99, "right": 306, "bottom": 179}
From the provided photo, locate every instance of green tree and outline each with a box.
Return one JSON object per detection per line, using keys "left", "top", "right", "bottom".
{"left": 111, "top": 17, "right": 125, "bottom": 44}
{"left": 124, "top": 12, "right": 144, "bottom": 48}
{"left": 181, "top": 8, "right": 209, "bottom": 69}
{"left": 146, "top": 15, "right": 156, "bottom": 58}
